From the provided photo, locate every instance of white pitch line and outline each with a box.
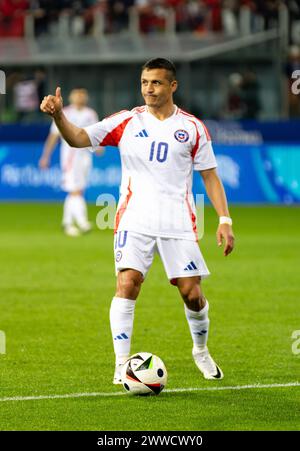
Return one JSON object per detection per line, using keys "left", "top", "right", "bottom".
{"left": 0, "top": 391, "right": 127, "bottom": 402}
{"left": 165, "top": 382, "right": 300, "bottom": 393}
{"left": 0, "top": 382, "right": 299, "bottom": 403}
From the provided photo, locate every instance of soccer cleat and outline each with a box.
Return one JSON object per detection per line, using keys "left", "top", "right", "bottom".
{"left": 113, "top": 355, "right": 130, "bottom": 385}
{"left": 113, "top": 364, "right": 124, "bottom": 385}
{"left": 192, "top": 346, "right": 224, "bottom": 380}
{"left": 78, "top": 221, "right": 92, "bottom": 234}
{"left": 64, "top": 225, "right": 81, "bottom": 237}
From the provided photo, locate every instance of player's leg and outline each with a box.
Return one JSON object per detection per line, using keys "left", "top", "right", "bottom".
{"left": 156, "top": 237, "right": 223, "bottom": 380}
{"left": 177, "top": 276, "right": 223, "bottom": 379}
{"left": 177, "top": 275, "right": 208, "bottom": 347}
{"left": 62, "top": 192, "right": 73, "bottom": 228}
{"left": 62, "top": 191, "right": 81, "bottom": 237}
{"left": 69, "top": 189, "right": 91, "bottom": 233}
{"left": 110, "top": 231, "right": 156, "bottom": 384}
{"left": 110, "top": 268, "right": 143, "bottom": 383}
{"left": 71, "top": 150, "right": 92, "bottom": 233}
{"left": 62, "top": 189, "right": 89, "bottom": 236}
{"left": 112, "top": 268, "right": 144, "bottom": 364}
{"left": 62, "top": 154, "right": 91, "bottom": 234}
{"left": 75, "top": 153, "right": 92, "bottom": 232}
{"left": 61, "top": 150, "right": 77, "bottom": 235}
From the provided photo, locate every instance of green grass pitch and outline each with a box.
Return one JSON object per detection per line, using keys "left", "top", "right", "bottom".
{"left": 0, "top": 203, "right": 299, "bottom": 431}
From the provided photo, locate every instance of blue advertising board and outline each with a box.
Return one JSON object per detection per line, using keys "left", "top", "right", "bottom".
{"left": 0, "top": 141, "right": 121, "bottom": 203}
{"left": 0, "top": 122, "right": 300, "bottom": 204}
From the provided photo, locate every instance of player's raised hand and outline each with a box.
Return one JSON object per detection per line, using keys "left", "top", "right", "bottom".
{"left": 216, "top": 224, "right": 235, "bottom": 256}
{"left": 40, "top": 87, "right": 63, "bottom": 117}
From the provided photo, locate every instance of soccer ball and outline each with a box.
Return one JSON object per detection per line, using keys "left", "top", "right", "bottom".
{"left": 121, "top": 352, "right": 167, "bottom": 395}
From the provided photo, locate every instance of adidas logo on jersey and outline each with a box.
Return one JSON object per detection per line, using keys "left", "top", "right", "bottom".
{"left": 135, "top": 129, "right": 149, "bottom": 137}
{"left": 184, "top": 261, "right": 197, "bottom": 271}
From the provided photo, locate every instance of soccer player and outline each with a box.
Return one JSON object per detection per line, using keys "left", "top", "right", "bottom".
{"left": 39, "top": 88, "right": 99, "bottom": 237}
{"left": 40, "top": 58, "right": 235, "bottom": 382}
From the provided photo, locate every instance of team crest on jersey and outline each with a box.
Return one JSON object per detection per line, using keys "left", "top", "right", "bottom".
{"left": 174, "top": 129, "right": 189, "bottom": 143}
{"left": 115, "top": 250, "right": 123, "bottom": 262}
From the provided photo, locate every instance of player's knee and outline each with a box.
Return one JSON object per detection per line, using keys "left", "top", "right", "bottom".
{"left": 117, "top": 279, "right": 137, "bottom": 299}
{"left": 116, "top": 270, "right": 143, "bottom": 300}
{"left": 181, "top": 284, "right": 206, "bottom": 311}
{"left": 186, "top": 294, "right": 205, "bottom": 312}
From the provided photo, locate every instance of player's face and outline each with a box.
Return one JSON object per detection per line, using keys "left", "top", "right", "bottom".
{"left": 69, "top": 90, "right": 88, "bottom": 108}
{"left": 141, "top": 69, "right": 177, "bottom": 109}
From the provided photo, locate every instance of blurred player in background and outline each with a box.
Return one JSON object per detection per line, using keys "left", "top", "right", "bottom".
{"left": 39, "top": 88, "right": 99, "bottom": 237}
{"left": 40, "top": 58, "right": 234, "bottom": 383}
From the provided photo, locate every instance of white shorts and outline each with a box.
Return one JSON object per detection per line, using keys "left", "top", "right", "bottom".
{"left": 61, "top": 152, "right": 91, "bottom": 192}
{"left": 114, "top": 231, "right": 210, "bottom": 285}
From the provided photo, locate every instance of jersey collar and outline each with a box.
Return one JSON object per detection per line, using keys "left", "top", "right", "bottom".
{"left": 145, "top": 105, "right": 178, "bottom": 122}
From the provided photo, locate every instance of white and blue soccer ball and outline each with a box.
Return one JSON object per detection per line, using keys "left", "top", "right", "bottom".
{"left": 121, "top": 352, "right": 167, "bottom": 395}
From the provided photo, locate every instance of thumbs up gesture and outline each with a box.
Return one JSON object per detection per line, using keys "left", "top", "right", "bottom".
{"left": 40, "top": 87, "right": 63, "bottom": 117}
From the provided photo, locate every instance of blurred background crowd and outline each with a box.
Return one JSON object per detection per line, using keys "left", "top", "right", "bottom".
{"left": 1, "top": 0, "right": 300, "bottom": 122}
{"left": 0, "top": 0, "right": 296, "bottom": 37}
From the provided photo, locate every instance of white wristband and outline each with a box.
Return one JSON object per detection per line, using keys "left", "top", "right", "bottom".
{"left": 219, "top": 216, "right": 232, "bottom": 226}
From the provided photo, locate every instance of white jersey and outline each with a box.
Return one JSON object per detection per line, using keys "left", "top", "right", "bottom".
{"left": 85, "top": 105, "right": 217, "bottom": 241}
{"left": 50, "top": 105, "right": 98, "bottom": 171}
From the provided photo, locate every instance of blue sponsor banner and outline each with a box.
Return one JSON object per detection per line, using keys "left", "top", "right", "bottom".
{"left": 210, "top": 145, "right": 300, "bottom": 204}
{"left": 0, "top": 123, "right": 300, "bottom": 204}
{"left": 0, "top": 142, "right": 64, "bottom": 201}
{"left": 0, "top": 142, "right": 121, "bottom": 202}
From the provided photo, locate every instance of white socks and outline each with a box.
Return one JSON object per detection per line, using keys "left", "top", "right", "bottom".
{"left": 72, "top": 194, "right": 88, "bottom": 228}
{"left": 110, "top": 297, "right": 136, "bottom": 366}
{"left": 184, "top": 301, "right": 210, "bottom": 350}
{"left": 62, "top": 194, "right": 89, "bottom": 228}
{"left": 109, "top": 297, "right": 209, "bottom": 366}
{"left": 62, "top": 194, "right": 73, "bottom": 227}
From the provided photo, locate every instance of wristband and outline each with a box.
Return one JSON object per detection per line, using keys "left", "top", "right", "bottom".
{"left": 219, "top": 216, "right": 232, "bottom": 226}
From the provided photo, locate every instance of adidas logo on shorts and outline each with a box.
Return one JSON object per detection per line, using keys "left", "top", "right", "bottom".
{"left": 184, "top": 261, "right": 197, "bottom": 271}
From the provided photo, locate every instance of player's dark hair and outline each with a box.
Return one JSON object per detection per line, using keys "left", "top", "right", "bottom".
{"left": 142, "top": 58, "right": 176, "bottom": 81}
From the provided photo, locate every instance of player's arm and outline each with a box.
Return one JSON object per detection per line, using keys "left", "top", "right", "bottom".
{"left": 39, "top": 132, "right": 60, "bottom": 169}
{"left": 200, "top": 168, "right": 235, "bottom": 256}
{"left": 40, "top": 87, "right": 91, "bottom": 148}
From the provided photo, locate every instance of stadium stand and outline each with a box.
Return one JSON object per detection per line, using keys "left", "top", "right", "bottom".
{"left": 0, "top": 1, "right": 299, "bottom": 121}
{"left": 0, "top": 0, "right": 292, "bottom": 37}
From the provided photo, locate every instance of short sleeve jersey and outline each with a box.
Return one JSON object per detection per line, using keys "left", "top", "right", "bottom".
{"left": 85, "top": 105, "right": 217, "bottom": 241}
{"left": 50, "top": 105, "right": 98, "bottom": 170}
